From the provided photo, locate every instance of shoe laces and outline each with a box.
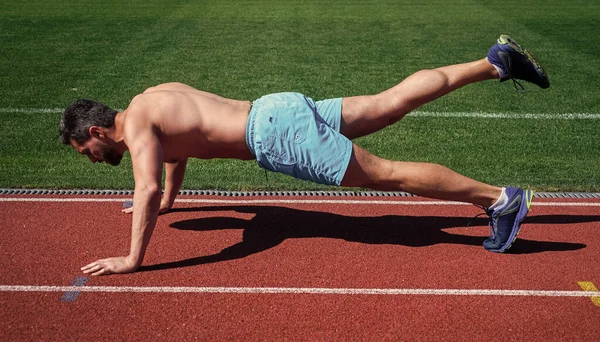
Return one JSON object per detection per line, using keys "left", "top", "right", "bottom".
{"left": 468, "top": 205, "right": 495, "bottom": 239}
{"left": 467, "top": 204, "right": 488, "bottom": 227}
{"left": 511, "top": 78, "right": 525, "bottom": 93}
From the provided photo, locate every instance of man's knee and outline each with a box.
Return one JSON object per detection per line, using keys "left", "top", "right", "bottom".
{"left": 384, "top": 69, "right": 449, "bottom": 111}
{"left": 408, "top": 69, "right": 450, "bottom": 100}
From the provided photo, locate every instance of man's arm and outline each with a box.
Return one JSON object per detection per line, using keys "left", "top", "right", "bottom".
{"left": 162, "top": 159, "right": 188, "bottom": 212}
{"left": 121, "top": 159, "right": 188, "bottom": 215}
{"left": 127, "top": 127, "right": 163, "bottom": 269}
{"left": 82, "top": 116, "right": 163, "bottom": 276}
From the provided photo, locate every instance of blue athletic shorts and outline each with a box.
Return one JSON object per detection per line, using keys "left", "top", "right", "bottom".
{"left": 245, "top": 92, "right": 353, "bottom": 186}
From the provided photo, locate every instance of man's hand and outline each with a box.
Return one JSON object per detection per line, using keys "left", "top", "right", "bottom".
{"left": 121, "top": 200, "right": 171, "bottom": 215}
{"left": 81, "top": 256, "right": 138, "bottom": 276}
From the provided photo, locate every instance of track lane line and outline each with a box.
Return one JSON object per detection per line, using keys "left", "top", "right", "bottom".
{"left": 0, "top": 285, "right": 597, "bottom": 297}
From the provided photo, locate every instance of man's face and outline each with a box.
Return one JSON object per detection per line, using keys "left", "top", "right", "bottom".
{"left": 72, "top": 137, "right": 123, "bottom": 166}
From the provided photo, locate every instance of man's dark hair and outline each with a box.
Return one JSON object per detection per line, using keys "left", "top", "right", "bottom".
{"left": 60, "top": 99, "right": 118, "bottom": 145}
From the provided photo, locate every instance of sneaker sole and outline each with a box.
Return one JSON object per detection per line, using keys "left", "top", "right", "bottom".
{"left": 494, "top": 189, "right": 534, "bottom": 252}
{"left": 499, "top": 35, "right": 550, "bottom": 89}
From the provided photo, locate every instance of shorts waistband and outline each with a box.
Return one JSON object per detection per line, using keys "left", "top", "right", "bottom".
{"left": 245, "top": 103, "right": 258, "bottom": 158}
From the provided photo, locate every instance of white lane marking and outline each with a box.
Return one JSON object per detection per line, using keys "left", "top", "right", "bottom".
{"left": 0, "top": 197, "right": 599, "bottom": 206}
{"left": 2, "top": 108, "right": 600, "bottom": 119}
{"left": 0, "top": 285, "right": 596, "bottom": 297}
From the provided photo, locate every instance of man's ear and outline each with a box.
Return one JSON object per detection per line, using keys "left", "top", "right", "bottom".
{"left": 88, "top": 126, "right": 104, "bottom": 139}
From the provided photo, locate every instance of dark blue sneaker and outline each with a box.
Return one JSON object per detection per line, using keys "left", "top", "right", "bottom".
{"left": 487, "top": 35, "right": 550, "bottom": 90}
{"left": 483, "top": 187, "right": 534, "bottom": 252}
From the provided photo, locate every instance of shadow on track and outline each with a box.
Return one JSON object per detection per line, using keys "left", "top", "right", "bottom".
{"left": 139, "top": 206, "right": 592, "bottom": 272}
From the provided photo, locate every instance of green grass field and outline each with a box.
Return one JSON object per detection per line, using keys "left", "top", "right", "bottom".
{"left": 1, "top": 0, "right": 599, "bottom": 191}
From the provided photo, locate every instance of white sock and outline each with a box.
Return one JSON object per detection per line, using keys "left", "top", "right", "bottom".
{"left": 491, "top": 64, "right": 506, "bottom": 79}
{"left": 486, "top": 57, "right": 506, "bottom": 79}
{"left": 488, "top": 187, "right": 508, "bottom": 211}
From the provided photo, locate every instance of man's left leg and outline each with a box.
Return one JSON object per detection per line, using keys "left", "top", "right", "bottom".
{"left": 340, "top": 143, "right": 501, "bottom": 207}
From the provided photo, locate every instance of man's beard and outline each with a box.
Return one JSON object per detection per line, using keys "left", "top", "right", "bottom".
{"left": 101, "top": 144, "right": 123, "bottom": 166}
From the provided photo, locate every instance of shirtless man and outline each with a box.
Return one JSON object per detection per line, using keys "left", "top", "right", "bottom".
{"left": 60, "top": 35, "right": 549, "bottom": 276}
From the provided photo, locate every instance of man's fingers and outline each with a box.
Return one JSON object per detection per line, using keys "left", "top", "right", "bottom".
{"left": 91, "top": 268, "right": 107, "bottom": 276}
{"left": 82, "top": 259, "right": 106, "bottom": 272}
{"left": 81, "top": 262, "right": 99, "bottom": 271}
{"left": 121, "top": 201, "right": 133, "bottom": 214}
{"left": 82, "top": 263, "right": 110, "bottom": 276}
{"left": 82, "top": 264, "right": 101, "bottom": 274}
{"left": 80, "top": 256, "right": 133, "bottom": 276}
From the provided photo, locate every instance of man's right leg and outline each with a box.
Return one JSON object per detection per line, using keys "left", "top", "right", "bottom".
{"left": 340, "top": 35, "right": 549, "bottom": 140}
{"left": 340, "top": 58, "right": 498, "bottom": 139}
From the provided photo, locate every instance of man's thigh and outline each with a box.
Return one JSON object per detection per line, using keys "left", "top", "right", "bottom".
{"left": 340, "top": 143, "right": 392, "bottom": 189}
{"left": 340, "top": 95, "right": 400, "bottom": 140}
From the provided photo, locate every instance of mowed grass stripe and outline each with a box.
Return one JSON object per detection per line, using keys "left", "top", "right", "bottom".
{"left": 1, "top": 112, "right": 598, "bottom": 191}
{"left": 2, "top": 1, "right": 599, "bottom": 112}
{"left": 2, "top": 108, "right": 600, "bottom": 120}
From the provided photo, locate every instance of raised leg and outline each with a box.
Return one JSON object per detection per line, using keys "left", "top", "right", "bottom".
{"left": 340, "top": 144, "right": 502, "bottom": 207}
{"left": 340, "top": 58, "right": 498, "bottom": 139}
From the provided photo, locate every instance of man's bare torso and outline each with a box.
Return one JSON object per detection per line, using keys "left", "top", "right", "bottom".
{"left": 123, "top": 82, "right": 254, "bottom": 162}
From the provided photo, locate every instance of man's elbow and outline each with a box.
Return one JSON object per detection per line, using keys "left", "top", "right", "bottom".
{"left": 136, "top": 184, "right": 162, "bottom": 197}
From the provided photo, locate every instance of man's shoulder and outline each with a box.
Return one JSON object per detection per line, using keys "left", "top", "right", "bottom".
{"left": 122, "top": 98, "right": 159, "bottom": 142}
{"left": 123, "top": 96, "right": 149, "bottom": 122}
{"left": 125, "top": 91, "right": 167, "bottom": 117}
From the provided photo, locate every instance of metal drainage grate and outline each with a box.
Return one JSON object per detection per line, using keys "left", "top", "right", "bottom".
{"left": 1, "top": 188, "right": 600, "bottom": 198}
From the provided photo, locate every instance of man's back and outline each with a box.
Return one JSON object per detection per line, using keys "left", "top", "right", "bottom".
{"left": 125, "top": 82, "right": 254, "bottom": 162}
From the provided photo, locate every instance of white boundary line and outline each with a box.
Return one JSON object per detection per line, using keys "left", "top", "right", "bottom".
{"left": 0, "top": 285, "right": 597, "bottom": 297}
{"left": 0, "top": 197, "right": 599, "bottom": 206}
{"left": 1, "top": 108, "right": 600, "bottom": 119}
{"left": 0, "top": 108, "right": 65, "bottom": 114}
{"left": 408, "top": 111, "right": 600, "bottom": 120}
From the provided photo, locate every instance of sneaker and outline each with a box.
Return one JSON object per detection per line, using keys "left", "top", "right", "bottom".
{"left": 483, "top": 187, "right": 534, "bottom": 252}
{"left": 487, "top": 34, "right": 550, "bottom": 91}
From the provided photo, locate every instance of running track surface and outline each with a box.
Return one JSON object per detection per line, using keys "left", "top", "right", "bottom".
{"left": 1, "top": 194, "right": 599, "bottom": 341}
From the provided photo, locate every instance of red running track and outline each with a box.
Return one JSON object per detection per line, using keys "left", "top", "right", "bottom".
{"left": 1, "top": 195, "right": 599, "bottom": 341}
